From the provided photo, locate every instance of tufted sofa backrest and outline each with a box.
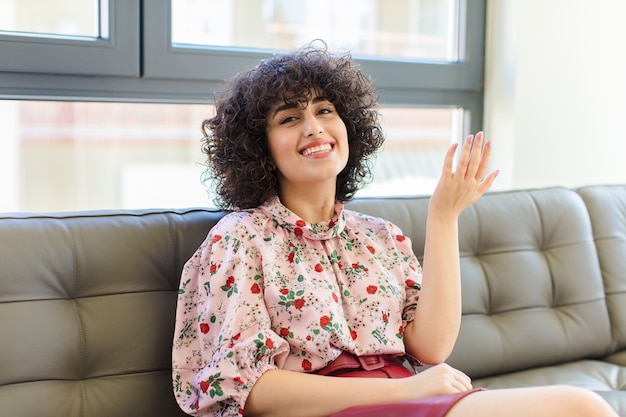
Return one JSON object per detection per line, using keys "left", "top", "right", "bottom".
{"left": 0, "top": 209, "right": 225, "bottom": 417}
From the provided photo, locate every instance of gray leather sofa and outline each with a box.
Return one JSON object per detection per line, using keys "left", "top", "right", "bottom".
{"left": 1, "top": 185, "right": 626, "bottom": 416}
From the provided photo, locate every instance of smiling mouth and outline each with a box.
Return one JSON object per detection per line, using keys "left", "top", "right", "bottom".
{"left": 301, "top": 144, "right": 333, "bottom": 156}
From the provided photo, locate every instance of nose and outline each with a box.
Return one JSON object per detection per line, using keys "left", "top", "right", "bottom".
{"left": 302, "top": 110, "right": 323, "bottom": 137}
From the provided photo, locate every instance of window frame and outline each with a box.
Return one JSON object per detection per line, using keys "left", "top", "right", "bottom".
{"left": 0, "top": 0, "right": 140, "bottom": 77}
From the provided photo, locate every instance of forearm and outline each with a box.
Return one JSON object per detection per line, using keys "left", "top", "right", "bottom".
{"left": 405, "top": 210, "right": 462, "bottom": 364}
{"left": 244, "top": 369, "right": 402, "bottom": 417}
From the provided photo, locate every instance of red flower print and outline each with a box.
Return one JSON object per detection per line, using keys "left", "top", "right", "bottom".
{"left": 328, "top": 220, "right": 336, "bottom": 228}
{"left": 199, "top": 380, "right": 209, "bottom": 394}
{"left": 225, "top": 276, "right": 235, "bottom": 289}
{"left": 350, "top": 329, "right": 358, "bottom": 340}
{"left": 280, "top": 288, "right": 289, "bottom": 295}
{"left": 234, "top": 376, "right": 244, "bottom": 385}
{"left": 406, "top": 279, "right": 417, "bottom": 288}
{"left": 306, "top": 335, "right": 311, "bottom": 341}
{"left": 265, "top": 338, "right": 274, "bottom": 349}
{"left": 294, "top": 227, "right": 303, "bottom": 236}
{"left": 332, "top": 292, "right": 339, "bottom": 303}
{"left": 396, "top": 235, "right": 406, "bottom": 242}
{"left": 352, "top": 263, "right": 360, "bottom": 269}
{"left": 366, "top": 285, "right": 378, "bottom": 294}
{"left": 302, "top": 359, "right": 312, "bottom": 371}
{"left": 288, "top": 252, "right": 295, "bottom": 263}
{"left": 212, "top": 234, "right": 222, "bottom": 243}
{"left": 320, "top": 315, "right": 331, "bottom": 328}
{"left": 382, "top": 313, "right": 388, "bottom": 323}
{"left": 233, "top": 333, "right": 241, "bottom": 341}
{"left": 296, "top": 220, "right": 306, "bottom": 227}
{"left": 367, "top": 245, "right": 376, "bottom": 254}
{"left": 209, "top": 264, "right": 217, "bottom": 274}
{"left": 398, "top": 325, "right": 404, "bottom": 335}
{"left": 199, "top": 323, "right": 210, "bottom": 334}
{"left": 280, "top": 327, "right": 290, "bottom": 337}
{"left": 250, "top": 283, "right": 261, "bottom": 294}
{"left": 294, "top": 298, "right": 305, "bottom": 310}
{"left": 314, "top": 263, "right": 323, "bottom": 273}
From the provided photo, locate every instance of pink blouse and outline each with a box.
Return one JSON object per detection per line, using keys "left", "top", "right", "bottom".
{"left": 172, "top": 196, "right": 422, "bottom": 416}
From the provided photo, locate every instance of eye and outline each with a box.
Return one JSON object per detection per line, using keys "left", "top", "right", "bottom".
{"left": 279, "top": 115, "right": 298, "bottom": 124}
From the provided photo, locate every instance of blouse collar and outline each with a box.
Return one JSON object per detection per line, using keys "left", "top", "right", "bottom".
{"left": 260, "top": 196, "right": 346, "bottom": 240}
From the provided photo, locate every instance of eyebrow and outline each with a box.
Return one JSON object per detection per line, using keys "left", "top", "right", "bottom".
{"left": 270, "top": 95, "right": 330, "bottom": 119}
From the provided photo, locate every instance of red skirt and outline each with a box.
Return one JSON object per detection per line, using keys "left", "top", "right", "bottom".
{"left": 330, "top": 390, "right": 483, "bottom": 417}
{"left": 317, "top": 352, "right": 483, "bottom": 417}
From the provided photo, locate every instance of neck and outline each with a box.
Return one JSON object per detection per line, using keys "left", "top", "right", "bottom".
{"left": 278, "top": 182, "right": 337, "bottom": 224}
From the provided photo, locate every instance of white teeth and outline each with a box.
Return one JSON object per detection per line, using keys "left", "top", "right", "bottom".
{"left": 301, "top": 144, "right": 332, "bottom": 156}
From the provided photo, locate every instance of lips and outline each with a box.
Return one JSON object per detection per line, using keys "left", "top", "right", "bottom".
{"left": 301, "top": 143, "right": 332, "bottom": 156}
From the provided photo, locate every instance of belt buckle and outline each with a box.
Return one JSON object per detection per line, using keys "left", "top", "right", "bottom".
{"left": 358, "top": 355, "right": 385, "bottom": 371}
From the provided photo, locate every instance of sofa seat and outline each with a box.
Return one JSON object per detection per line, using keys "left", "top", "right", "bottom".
{"left": 475, "top": 360, "right": 626, "bottom": 411}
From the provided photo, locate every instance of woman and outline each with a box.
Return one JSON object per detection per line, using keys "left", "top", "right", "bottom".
{"left": 172, "top": 45, "right": 618, "bottom": 417}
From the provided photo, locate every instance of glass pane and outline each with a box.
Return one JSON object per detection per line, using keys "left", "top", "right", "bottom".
{"left": 172, "top": 0, "right": 460, "bottom": 62}
{"left": 0, "top": 0, "right": 104, "bottom": 38}
{"left": 1, "top": 100, "right": 209, "bottom": 212}
{"left": 357, "top": 107, "right": 461, "bottom": 198}
{"left": 1, "top": 101, "right": 459, "bottom": 212}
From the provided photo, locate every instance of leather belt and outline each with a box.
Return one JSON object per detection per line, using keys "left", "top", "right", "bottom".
{"left": 315, "top": 351, "right": 405, "bottom": 376}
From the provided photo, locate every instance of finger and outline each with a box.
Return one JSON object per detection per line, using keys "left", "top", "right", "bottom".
{"left": 465, "top": 132, "right": 485, "bottom": 178}
{"left": 472, "top": 138, "right": 493, "bottom": 181}
{"left": 449, "top": 378, "right": 472, "bottom": 393}
{"left": 455, "top": 134, "right": 474, "bottom": 176}
{"left": 440, "top": 142, "right": 459, "bottom": 177}
{"left": 476, "top": 169, "right": 500, "bottom": 196}
{"left": 454, "top": 374, "right": 473, "bottom": 392}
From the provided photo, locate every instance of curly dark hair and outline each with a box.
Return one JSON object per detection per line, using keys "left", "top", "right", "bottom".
{"left": 201, "top": 45, "right": 385, "bottom": 210}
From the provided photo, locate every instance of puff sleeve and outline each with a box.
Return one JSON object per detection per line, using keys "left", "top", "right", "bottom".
{"left": 386, "top": 222, "right": 422, "bottom": 327}
{"left": 172, "top": 214, "right": 290, "bottom": 417}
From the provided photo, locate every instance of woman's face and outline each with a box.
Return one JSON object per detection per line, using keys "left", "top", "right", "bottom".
{"left": 265, "top": 91, "right": 349, "bottom": 194}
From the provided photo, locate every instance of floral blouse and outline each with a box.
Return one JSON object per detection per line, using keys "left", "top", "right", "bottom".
{"left": 172, "top": 196, "right": 422, "bottom": 416}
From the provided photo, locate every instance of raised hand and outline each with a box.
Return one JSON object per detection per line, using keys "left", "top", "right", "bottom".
{"left": 428, "top": 131, "right": 499, "bottom": 218}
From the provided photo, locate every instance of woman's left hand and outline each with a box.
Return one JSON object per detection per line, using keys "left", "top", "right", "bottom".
{"left": 428, "top": 131, "right": 499, "bottom": 218}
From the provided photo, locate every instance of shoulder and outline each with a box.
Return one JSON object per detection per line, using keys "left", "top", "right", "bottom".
{"left": 193, "top": 207, "right": 274, "bottom": 258}
{"left": 343, "top": 209, "right": 412, "bottom": 256}
{"left": 344, "top": 209, "right": 403, "bottom": 235}
{"left": 211, "top": 207, "right": 272, "bottom": 237}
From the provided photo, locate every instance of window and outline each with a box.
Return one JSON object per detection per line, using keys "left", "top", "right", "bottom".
{"left": 0, "top": 0, "right": 486, "bottom": 212}
{"left": 0, "top": 0, "right": 138, "bottom": 76}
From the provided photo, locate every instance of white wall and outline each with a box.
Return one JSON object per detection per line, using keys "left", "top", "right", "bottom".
{"left": 484, "top": 0, "right": 626, "bottom": 190}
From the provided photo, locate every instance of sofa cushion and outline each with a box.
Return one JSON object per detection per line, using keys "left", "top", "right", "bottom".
{"left": 0, "top": 209, "right": 224, "bottom": 417}
{"left": 578, "top": 184, "right": 626, "bottom": 355}
{"left": 474, "top": 359, "right": 626, "bottom": 415}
